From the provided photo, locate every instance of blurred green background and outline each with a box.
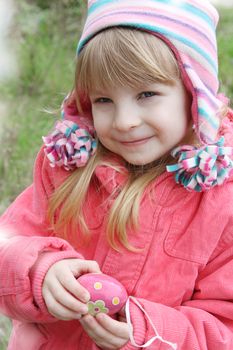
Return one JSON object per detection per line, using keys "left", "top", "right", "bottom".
{"left": 0, "top": 1, "right": 85, "bottom": 348}
{"left": 0, "top": 1, "right": 232, "bottom": 349}
{"left": 0, "top": 0, "right": 86, "bottom": 214}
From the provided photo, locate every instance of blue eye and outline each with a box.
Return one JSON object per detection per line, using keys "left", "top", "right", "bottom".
{"left": 139, "top": 91, "right": 157, "bottom": 99}
{"left": 94, "top": 97, "right": 112, "bottom": 103}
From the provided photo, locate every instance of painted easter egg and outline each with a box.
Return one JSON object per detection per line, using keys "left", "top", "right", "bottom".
{"left": 77, "top": 273, "right": 128, "bottom": 316}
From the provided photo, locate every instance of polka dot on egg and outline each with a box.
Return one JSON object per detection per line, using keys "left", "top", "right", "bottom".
{"left": 112, "top": 297, "right": 120, "bottom": 305}
{"left": 94, "top": 282, "right": 102, "bottom": 290}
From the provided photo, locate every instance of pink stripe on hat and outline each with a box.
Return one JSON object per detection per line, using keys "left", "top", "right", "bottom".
{"left": 42, "top": 0, "right": 233, "bottom": 192}
{"left": 77, "top": 0, "right": 222, "bottom": 144}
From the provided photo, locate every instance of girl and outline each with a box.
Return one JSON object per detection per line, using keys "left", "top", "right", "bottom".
{"left": 1, "top": 0, "right": 233, "bottom": 349}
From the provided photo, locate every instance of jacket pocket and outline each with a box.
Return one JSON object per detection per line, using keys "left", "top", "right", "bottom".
{"left": 164, "top": 212, "right": 219, "bottom": 265}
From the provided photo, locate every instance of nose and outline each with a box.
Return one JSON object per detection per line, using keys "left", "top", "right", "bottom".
{"left": 113, "top": 106, "right": 142, "bottom": 131}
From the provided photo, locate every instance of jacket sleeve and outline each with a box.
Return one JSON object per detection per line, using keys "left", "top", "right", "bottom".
{"left": 122, "top": 217, "right": 233, "bottom": 349}
{"left": 0, "top": 147, "right": 82, "bottom": 323}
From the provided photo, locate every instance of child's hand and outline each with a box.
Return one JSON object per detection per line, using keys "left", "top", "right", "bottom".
{"left": 79, "top": 312, "right": 129, "bottom": 349}
{"left": 42, "top": 258, "right": 100, "bottom": 320}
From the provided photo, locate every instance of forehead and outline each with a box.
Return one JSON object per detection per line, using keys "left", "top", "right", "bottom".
{"left": 89, "top": 80, "right": 178, "bottom": 95}
{"left": 76, "top": 28, "right": 180, "bottom": 94}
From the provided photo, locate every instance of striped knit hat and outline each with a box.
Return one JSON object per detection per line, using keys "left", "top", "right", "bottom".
{"left": 78, "top": 0, "right": 221, "bottom": 144}
{"left": 43, "top": 0, "right": 233, "bottom": 191}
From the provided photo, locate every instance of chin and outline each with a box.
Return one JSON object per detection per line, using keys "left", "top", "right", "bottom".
{"left": 126, "top": 157, "right": 158, "bottom": 166}
{"left": 127, "top": 161, "right": 148, "bottom": 167}
{"left": 126, "top": 152, "right": 170, "bottom": 171}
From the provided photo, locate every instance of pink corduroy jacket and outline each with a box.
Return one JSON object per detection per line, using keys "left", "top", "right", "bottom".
{"left": 1, "top": 147, "right": 233, "bottom": 349}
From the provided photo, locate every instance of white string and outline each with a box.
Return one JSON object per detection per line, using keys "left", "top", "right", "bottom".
{"left": 125, "top": 296, "right": 177, "bottom": 349}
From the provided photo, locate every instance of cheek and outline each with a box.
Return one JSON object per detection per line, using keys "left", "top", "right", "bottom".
{"left": 93, "top": 116, "right": 110, "bottom": 138}
{"left": 172, "top": 101, "right": 190, "bottom": 136}
{"left": 91, "top": 106, "right": 115, "bottom": 143}
{"left": 171, "top": 115, "right": 188, "bottom": 138}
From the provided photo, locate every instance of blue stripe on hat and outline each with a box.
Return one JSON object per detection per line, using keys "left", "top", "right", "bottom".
{"left": 198, "top": 107, "right": 219, "bottom": 129}
{"left": 88, "top": 0, "right": 215, "bottom": 29}
{"left": 78, "top": 21, "right": 217, "bottom": 73}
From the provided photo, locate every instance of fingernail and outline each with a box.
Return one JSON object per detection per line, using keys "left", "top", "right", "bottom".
{"left": 76, "top": 314, "right": 82, "bottom": 319}
{"left": 81, "top": 306, "right": 88, "bottom": 314}
{"left": 82, "top": 293, "right": 90, "bottom": 303}
{"left": 96, "top": 312, "right": 104, "bottom": 320}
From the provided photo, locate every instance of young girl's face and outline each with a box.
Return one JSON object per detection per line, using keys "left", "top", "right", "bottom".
{"left": 90, "top": 80, "right": 191, "bottom": 165}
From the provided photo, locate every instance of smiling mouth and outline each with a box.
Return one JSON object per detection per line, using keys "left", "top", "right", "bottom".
{"left": 120, "top": 136, "right": 154, "bottom": 146}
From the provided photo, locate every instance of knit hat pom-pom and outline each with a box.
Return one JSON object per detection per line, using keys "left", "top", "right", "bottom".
{"left": 42, "top": 120, "right": 97, "bottom": 170}
{"left": 167, "top": 138, "right": 233, "bottom": 191}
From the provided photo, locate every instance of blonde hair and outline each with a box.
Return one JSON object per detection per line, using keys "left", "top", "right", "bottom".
{"left": 75, "top": 28, "right": 180, "bottom": 98}
{"left": 48, "top": 28, "right": 187, "bottom": 251}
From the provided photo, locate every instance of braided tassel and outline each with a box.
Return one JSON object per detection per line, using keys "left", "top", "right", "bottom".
{"left": 42, "top": 120, "right": 97, "bottom": 170}
{"left": 167, "top": 138, "right": 233, "bottom": 191}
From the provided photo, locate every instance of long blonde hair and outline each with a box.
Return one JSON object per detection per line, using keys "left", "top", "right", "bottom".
{"left": 48, "top": 28, "right": 187, "bottom": 251}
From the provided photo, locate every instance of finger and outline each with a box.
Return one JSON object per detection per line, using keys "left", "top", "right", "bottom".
{"left": 45, "top": 291, "right": 82, "bottom": 321}
{"left": 70, "top": 259, "right": 101, "bottom": 276}
{"left": 57, "top": 271, "right": 90, "bottom": 303}
{"left": 96, "top": 313, "right": 129, "bottom": 339}
{"left": 80, "top": 315, "right": 116, "bottom": 347}
{"left": 80, "top": 314, "right": 110, "bottom": 337}
{"left": 80, "top": 314, "right": 129, "bottom": 349}
{"left": 49, "top": 279, "right": 89, "bottom": 314}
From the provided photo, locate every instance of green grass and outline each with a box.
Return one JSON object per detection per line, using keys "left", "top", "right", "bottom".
{"left": 0, "top": 1, "right": 85, "bottom": 212}
{"left": 0, "top": 317, "right": 11, "bottom": 350}
{"left": 0, "top": 6, "right": 232, "bottom": 212}
{"left": 217, "top": 8, "right": 233, "bottom": 99}
{"left": 0, "top": 1, "right": 85, "bottom": 348}
{"left": 0, "top": 3, "right": 232, "bottom": 349}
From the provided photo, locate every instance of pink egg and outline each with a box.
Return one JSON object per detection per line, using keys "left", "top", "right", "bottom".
{"left": 77, "top": 273, "right": 128, "bottom": 316}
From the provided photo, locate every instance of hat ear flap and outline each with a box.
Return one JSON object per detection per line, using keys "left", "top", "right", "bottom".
{"left": 62, "top": 91, "right": 94, "bottom": 134}
{"left": 42, "top": 92, "right": 97, "bottom": 171}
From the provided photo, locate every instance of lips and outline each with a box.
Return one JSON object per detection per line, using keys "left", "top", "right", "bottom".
{"left": 119, "top": 136, "right": 154, "bottom": 146}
